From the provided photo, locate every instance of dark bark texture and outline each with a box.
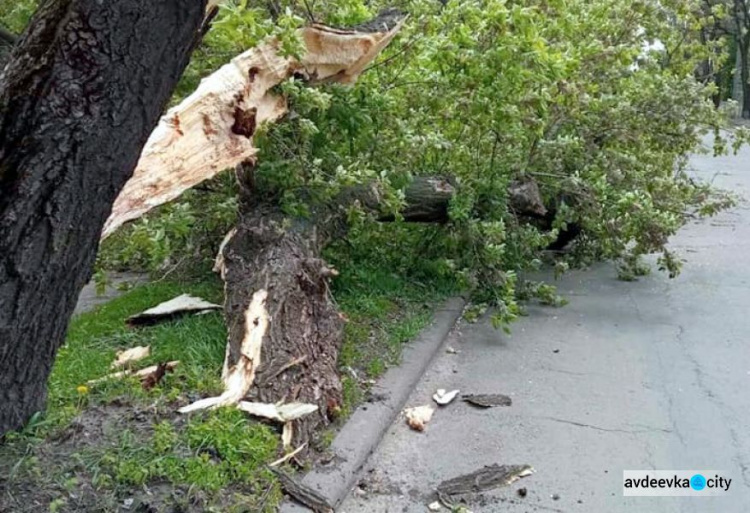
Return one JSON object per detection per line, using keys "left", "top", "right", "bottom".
{"left": 0, "top": 0, "right": 206, "bottom": 434}
{"left": 223, "top": 203, "right": 344, "bottom": 447}
{"left": 221, "top": 175, "right": 456, "bottom": 446}
{"left": 740, "top": 37, "right": 750, "bottom": 118}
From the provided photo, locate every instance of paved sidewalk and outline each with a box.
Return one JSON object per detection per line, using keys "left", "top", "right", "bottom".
{"left": 74, "top": 272, "right": 148, "bottom": 314}
{"left": 340, "top": 141, "right": 750, "bottom": 512}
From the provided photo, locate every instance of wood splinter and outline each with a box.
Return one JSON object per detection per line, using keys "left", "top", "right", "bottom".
{"left": 179, "top": 289, "right": 269, "bottom": 413}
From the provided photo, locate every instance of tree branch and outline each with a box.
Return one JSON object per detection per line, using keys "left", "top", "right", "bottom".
{"left": 102, "top": 12, "right": 406, "bottom": 239}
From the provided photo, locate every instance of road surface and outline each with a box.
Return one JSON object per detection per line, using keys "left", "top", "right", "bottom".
{"left": 340, "top": 138, "right": 750, "bottom": 512}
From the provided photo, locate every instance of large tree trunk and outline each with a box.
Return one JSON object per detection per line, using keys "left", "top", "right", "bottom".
{"left": 0, "top": 0, "right": 207, "bottom": 434}
{"left": 212, "top": 176, "right": 456, "bottom": 446}
{"left": 740, "top": 38, "right": 750, "bottom": 118}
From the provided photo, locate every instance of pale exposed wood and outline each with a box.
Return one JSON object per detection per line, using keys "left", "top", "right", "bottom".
{"left": 126, "top": 294, "right": 221, "bottom": 325}
{"left": 237, "top": 401, "right": 318, "bottom": 422}
{"left": 212, "top": 227, "right": 236, "bottom": 278}
{"left": 111, "top": 346, "right": 150, "bottom": 368}
{"left": 87, "top": 361, "right": 179, "bottom": 385}
{"left": 102, "top": 18, "right": 405, "bottom": 238}
{"left": 404, "top": 405, "right": 435, "bottom": 432}
{"left": 282, "top": 422, "right": 294, "bottom": 450}
{"left": 269, "top": 443, "right": 307, "bottom": 467}
{"left": 179, "top": 289, "right": 269, "bottom": 413}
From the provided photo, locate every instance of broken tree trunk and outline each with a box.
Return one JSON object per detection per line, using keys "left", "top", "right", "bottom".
{"left": 185, "top": 175, "right": 552, "bottom": 446}
{"left": 102, "top": 11, "right": 405, "bottom": 238}
{"left": 183, "top": 176, "right": 456, "bottom": 446}
{"left": 94, "top": 10, "right": 554, "bottom": 447}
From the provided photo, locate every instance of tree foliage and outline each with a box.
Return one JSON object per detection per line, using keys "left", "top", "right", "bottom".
{"left": 6, "top": 0, "right": 746, "bottom": 326}
{"left": 699, "top": 0, "right": 750, "bottom": 116}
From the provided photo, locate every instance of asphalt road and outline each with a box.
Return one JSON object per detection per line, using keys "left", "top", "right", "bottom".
{"left": 340, "top": 138, "right": 750, "bottom": 512}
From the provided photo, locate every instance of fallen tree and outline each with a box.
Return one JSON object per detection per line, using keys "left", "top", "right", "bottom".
{"left": 187, "top": 174, "right": 458, "bottom": 445}
{"left": 210, "top": 174, "right": 550, "bottom": 445}
{"left": 100, "top": 10, "right": 553, "bottom": 446}
{"left": 97, "top": 11, "right": 409, "bottom": 445}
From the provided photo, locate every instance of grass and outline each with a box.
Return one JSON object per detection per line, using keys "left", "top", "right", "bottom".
{"left": 47, "top": 279, "right": 227, "bottom": 433}
{"left": 0, "top": 277, "right": 283, "bottom": 512}
{"left": 332, "top": 264, "right": 456, "bottom": 417}
{"left": 0, "top": 264, "right": 457, "bottom": 512}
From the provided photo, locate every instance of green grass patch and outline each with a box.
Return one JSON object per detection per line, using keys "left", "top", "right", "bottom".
{"left": 331, "top": 263, "right": 456, "bottom": 417}
{"left": 46, "top": 279, "right": 226, "bottom": 433}
{"left": 0, "top": 261, "right": 457, "bottom": 511}
{"left": 93, "top": 409, "right": 279, "bottom": 494}
{"left": 0, "top": 278, "right": 282, "bottom": 512}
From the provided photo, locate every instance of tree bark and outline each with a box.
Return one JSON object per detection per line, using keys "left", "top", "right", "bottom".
{"left": 740, "top": 37, "right": 750, "bottom": 118}
{"left": 213, "top": 177, "right": 456, "bottom": 446}
{"left": 0, "top": 0, "right": 206, "bottom": 434}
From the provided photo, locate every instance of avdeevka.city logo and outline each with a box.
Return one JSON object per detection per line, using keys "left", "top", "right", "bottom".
{"left": 623, "top": 471, "right": 731, "bottom": 496}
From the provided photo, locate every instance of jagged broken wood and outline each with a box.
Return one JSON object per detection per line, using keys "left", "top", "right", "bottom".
{"left": 433, "top": 389, "right": 460, "bottom": 406}
{"left": 436, "top": 464, "right": 535, "bottom": 505}
{"left": 269, "top": 443, "right": 307, "bottom": 467}
{"left": 270, "top": 467, "right": 334, "bottom": 513}
{"left": 127, "top": 294, "right": 221, "bottom": 326}
{"left": 111, "top": 346, "right": 151, "bottom": 368}
{"left": 237, "top": 401, "right": 318, "bottom": 422}
{"left": 178, "top": 289, "right": 269, "bottom": 413}
{"left": 88, "top": 361, "right": 179, "bottom": 387}
{"left": 102, "top": 12, "right": 406, "bottom": 238}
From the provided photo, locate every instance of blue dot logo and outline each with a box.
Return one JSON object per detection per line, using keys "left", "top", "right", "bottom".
{"left": 690, "top": 474, "right": 706, "bottom": 491}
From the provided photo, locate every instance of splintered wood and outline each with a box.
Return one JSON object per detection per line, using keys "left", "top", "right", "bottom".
{"left": 179, "top": 289, "right": 269, "bottom": 413}
{"left": 88, "top": 361, "right": 179, "bottom": 387}
{"left": 102, "top": 13, "right": 405, "bottom": 441}
{"left": 126, "top": 294, "right": 221, "bottom": 326}
{"left": 102, "top": 18, "right": 405, "bottom": 238}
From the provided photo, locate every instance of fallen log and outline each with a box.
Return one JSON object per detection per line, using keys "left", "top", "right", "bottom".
{"left": 182, "top": 176, "right": 457, "bottom": 446}
{"left": 102, "top": 10, "right": 405, "bottom": 238}
{"left": 182, "top": 174, "right": 556, "bottom": 445}
{"left": 94, "top": 9, "right": 555, "bottom": 448}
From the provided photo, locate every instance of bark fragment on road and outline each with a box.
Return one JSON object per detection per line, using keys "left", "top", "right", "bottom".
{"left": 462, "top": 393, "right": 513, "bottom": 408}
{"left": 437, "top": 464, "right": 534, "bottom": 504}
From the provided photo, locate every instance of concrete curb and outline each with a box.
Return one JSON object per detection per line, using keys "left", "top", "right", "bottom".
{"left": 280, "top": 296, "right": 467, "bottom": 512}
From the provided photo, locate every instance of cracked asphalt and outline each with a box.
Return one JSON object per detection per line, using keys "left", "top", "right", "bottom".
{"left": 340, "top": 138, "right": 750, "bottom": 512}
